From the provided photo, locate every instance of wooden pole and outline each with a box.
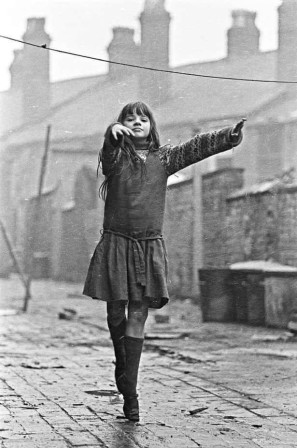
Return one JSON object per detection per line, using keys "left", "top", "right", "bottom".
{"left": 38, "top": 125, "right": 51, "bottom": 197}
{"left": 0, "top": 219, "right": 32, "bottom": 312}
{"left": 30, "top": 125, "right": 52, "bottom": 278}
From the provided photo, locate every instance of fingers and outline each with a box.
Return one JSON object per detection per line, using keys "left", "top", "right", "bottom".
{"left": 112, "top": 125, "right": 134, "bottom": 140}
{"left": 233, "top": 118, "right": 246, "bottom": 135}
{"left": 122, "top": 127, "right": 135, "bottom": 137}
{"left": 112, "top": 128, "right": 119, "bottom": 140}
{"left": 238, "top": 118, "right": 246, "bottom": 128}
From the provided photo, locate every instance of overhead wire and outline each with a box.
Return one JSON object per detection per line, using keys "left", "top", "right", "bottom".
{"left": 1, "top": 34, "right": 297, "bottom": 84}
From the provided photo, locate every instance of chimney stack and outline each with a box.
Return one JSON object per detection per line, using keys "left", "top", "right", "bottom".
{"left": 20, "top": 18, "right": 51, "bottom": 123}
{"left": 227, "top": 10, "right": 260, "bottom": 58}
{"left": 139, "top": 0, "right": 171, "bottom": 106}
{"left": 277, "top": 0, "right": 297, "bottom": 82}
{"left": 107, "top": 27, "right": 139, "bottom": 79}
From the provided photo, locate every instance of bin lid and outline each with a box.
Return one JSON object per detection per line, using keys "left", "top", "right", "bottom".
{"left": 229, "top": 260, "right": 297, "bottom": 274}
{"left": 33, "top": 251, "right": 48, "bottom": 259}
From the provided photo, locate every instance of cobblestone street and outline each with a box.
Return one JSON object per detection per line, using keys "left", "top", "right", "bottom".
{"left": 1, "top": 277, "right": 297, "bottom": 447}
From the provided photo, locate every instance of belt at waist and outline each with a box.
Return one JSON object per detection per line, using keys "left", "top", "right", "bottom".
{"left": 103, "top": 229, "right": 163, "bottom": 286}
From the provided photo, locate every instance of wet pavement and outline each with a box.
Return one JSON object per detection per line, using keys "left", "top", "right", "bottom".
{"left": 0, "top": 276, "right": 297, "bottom": 447}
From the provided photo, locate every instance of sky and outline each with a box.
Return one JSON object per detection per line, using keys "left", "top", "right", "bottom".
{"left": 0, "top": 0, "right": 282, "bottom": 92}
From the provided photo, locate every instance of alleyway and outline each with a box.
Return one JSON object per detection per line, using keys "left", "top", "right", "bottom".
{"left": 1, "top": 277, "right": 297, "bottom": 447}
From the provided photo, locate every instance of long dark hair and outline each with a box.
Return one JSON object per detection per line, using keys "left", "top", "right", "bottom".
{"left": 98, "top": 102, "right": 160, "bottom": 199}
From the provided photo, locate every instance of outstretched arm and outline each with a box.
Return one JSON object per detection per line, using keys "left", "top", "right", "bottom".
{"left": 159, "top": 119, "right": 245, "bottom": 176}
{"left": 101, "top": 123, "right": 134, "bottom": 176}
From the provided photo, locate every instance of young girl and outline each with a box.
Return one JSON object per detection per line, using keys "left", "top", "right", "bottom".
{"left": 83, "top": 101, "right": 245, "bottom": 422}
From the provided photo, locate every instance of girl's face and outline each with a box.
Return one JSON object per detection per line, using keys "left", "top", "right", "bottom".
{"left": 123, "top": 112, "right": 151, "bottom": 140}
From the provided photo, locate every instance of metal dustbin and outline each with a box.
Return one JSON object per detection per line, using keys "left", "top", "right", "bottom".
{"left": 229, "top": 270, "right": 249, "bottom": 323}
{"left": 199, "top": 268, "right": 236, "bottom": 322}
{"left": 261, "top": 263, "right": 297, "bottom": 328}
{"left": 32, "top": 251, "right": 50, "bottom": 279}
{"left": 229, "top": 267, "right": 265, "bottom": 325}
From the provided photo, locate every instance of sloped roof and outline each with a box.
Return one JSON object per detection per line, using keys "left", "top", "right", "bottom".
{"left": 156, "top": 50, "right": 284, "bottom": 127}
{"left": 228, "top": 178, "right": 283, "bottom": 199}
{"left": 1, "top": 50, "right": 288, "bottom": 148}
{"left": 170, "top": 50, "right": 277, "bottom": 89}
{"left": 51, "top": 73, "right": 106, "bottom": 107}
{"left": 228, "top": 177, "right": 297, "bottom": 199}
{"left": 1, "top": 71, "right": 141, "bottom": 146}
{"left": 251, "top": 88, "right": 297, "bottom": 123}
{"left": 0, "top": 72, "right": 106, "bottom": 137}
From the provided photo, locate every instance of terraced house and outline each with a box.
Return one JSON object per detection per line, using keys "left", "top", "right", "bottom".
{"left": 0, "top": 0, "right": 297, "bottom": 298}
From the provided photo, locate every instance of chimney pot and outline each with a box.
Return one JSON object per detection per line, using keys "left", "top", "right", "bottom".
{"left": 227, "top": 9, "right": 260, "bottom": 58}
{"left": 107, "top": 27, "right": 139, "bottom": 79}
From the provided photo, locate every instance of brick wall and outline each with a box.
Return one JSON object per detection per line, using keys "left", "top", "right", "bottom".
{"left": 57, "top": 166, "right": 104, "bottom": 282}
{"left": 201, "top": 168, "right": 244, "bottom": 267}
{"left": 202, "top": 168, "right": 297, "bottom": 268}
{"left": 164, "top": 179, "right": 195, "bottom": 297}
{"left": 273, "top": 186, "right": 297, "bottom": 266}
{"left": 225, "top": 185, "right": 297, "bottom": 267}
{"left": 225, "top": 192, "right": 280, "bottom": 264}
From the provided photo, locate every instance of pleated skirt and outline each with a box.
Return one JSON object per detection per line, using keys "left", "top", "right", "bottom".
{"left": 83, "top": 232, "right": 169, "bottom": 309}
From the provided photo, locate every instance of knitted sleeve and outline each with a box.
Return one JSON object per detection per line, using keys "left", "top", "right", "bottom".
{"left": 159, "top": 127, "right": 242, "bottom": 176}
{"left": 101, "top": 124, "right": 122, "bottom": 176}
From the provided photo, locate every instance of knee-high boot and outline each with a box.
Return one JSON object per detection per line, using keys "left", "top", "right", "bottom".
{"left": 118, "top": 336, "right": 144, "bottom": 422}
{"left": 107, "top": 318, "right": 126, "bottom": 392}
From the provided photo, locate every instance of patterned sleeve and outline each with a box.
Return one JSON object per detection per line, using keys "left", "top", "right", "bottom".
{"left": 101, "top": 124, "right": 122, "bottom": 176}
{"left": 159, "top": 127, "right": 242, "bottom": 176}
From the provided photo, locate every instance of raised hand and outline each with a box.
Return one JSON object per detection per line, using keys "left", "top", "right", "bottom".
{"left": 112, "top": 123, "right": 135, "bottom": 140}
{"left": 231, "top": 118, "right": 246, "bottom": 137}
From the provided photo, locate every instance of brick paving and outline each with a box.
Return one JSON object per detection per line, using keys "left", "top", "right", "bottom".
{"left": 0, "top": 277, "right": 297, "bottom": 447}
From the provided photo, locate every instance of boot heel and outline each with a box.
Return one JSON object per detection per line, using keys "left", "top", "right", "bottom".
{"left": 123, "top": 396, "right": 139, "bottom": 422}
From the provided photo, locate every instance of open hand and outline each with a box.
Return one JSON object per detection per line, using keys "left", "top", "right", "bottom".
{"left": 231, "top": 118, "right": 246, "bottom": 137}
{"left": 112, "top": 123, "right": 135, "bottom": 140}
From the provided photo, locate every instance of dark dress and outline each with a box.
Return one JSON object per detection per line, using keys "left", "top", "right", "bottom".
{"left": 83, "top": 126, "right": 242, "bottom": 308}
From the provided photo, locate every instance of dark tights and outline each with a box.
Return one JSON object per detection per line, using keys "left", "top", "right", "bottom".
{"left": 107, "top": 299, "right": 149, "bottom": 338}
